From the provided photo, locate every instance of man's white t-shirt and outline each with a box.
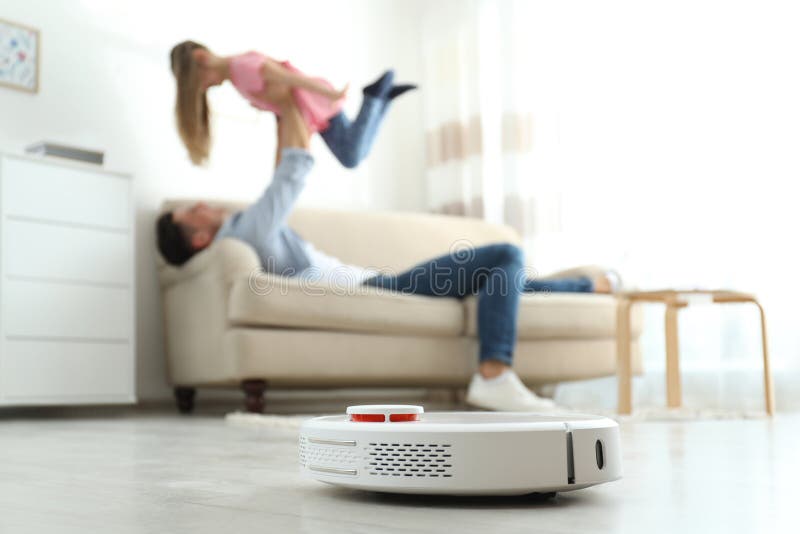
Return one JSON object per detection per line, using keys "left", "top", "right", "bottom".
{"left": 300, "top": 242, "right": 378, "bottom": 288}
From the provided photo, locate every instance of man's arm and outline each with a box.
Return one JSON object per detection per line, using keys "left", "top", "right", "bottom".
{"left": 274, "top": 119, "right": 282, "bottom": 168}
{"left": 231, "top": 102, "right": 314, "bottom": 245}
{"left": 278, "top": 101, "right": 311, "bottom": 149}
{"left": 274, "top": 100, "right": 310, "bottom": 166}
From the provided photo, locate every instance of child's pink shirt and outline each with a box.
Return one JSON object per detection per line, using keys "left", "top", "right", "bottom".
{"left": 229, "top": 51, "right": 344, "bottom": 133}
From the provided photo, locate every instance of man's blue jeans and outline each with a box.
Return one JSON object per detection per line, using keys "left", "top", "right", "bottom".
{"left": 363, "top": 244, "right": 593, "bottom": 366}
{"left": 319, "top": 94, "right": 388, "bottom": 169}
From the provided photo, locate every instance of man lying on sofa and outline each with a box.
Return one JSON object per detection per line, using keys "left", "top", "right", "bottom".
{"left": 157, "top": 100, "right": 614, "bottom": 412}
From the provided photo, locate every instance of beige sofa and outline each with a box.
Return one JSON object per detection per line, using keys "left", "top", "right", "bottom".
{"left": 157, "top": 201, "right": 642, "bottom": 413}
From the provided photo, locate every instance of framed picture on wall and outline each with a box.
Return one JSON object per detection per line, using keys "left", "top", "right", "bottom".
{"left": 0, "top": 18, "right": 39, "bottom": 93}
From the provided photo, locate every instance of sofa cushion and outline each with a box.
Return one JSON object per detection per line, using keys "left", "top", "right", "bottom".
{"left": 228, "top": 329, "right": 642, "bottom": 386}
{"left": 465, "top": 293, "right": 642, "bottom": 340}
{"left": 228, "top": 274, "right": 465, "bottom": 337}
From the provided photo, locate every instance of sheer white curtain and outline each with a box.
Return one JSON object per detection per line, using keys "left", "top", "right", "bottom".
{"left": 421, "top": 0, "right": 561, "bottom": 236}
{"left": 421, "top": 0, "right": 800, "bottom": 411}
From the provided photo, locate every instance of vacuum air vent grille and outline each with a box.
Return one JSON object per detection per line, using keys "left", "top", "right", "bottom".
{"left": 364, "top": 442, "right": 454, "bottom": 478}
{"left": 299, "top": 436, "right": 359, "bottom": 470}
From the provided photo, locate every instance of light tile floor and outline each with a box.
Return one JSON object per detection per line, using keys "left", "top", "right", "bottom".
{"left": 0, "top": 408, "right": 795, "bottom": 533}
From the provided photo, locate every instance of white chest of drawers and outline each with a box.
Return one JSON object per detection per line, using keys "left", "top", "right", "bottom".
{"left": 0, "top": 153, "right": 135, "bottom": 405}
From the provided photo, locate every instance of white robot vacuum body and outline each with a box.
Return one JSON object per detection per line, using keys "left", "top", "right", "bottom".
{"left": 299, "top": 406, "right": 621, "bottom": 496}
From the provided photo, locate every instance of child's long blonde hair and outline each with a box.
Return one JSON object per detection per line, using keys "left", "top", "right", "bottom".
{"left": 170, "top": 40, "right": 210, "bottom": 165}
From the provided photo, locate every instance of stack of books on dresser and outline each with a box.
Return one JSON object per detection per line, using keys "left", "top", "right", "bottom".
{"left": 25, "top": 141, "right": 104, "bottom": 165}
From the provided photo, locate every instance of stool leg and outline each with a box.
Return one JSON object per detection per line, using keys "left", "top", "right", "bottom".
{"left": 755, "top": 301, "right": 775, "bottom": 416}
{"left": 665, "top": 304, "right": 682, "bottom": 408}
{"left": 616, "top": 298, "right": 633, "bottom": 414}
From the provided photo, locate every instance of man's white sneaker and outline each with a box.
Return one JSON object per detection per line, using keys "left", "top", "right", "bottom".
{"left": 465, "top": 370, "right": 557, "bottom": 412}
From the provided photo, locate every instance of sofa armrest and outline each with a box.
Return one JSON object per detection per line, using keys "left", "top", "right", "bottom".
{"left": 157, "top": 237, "right": 261, "bottom": 290}
{"left": 157, "top": 238, "right": 261, "bottom": 386}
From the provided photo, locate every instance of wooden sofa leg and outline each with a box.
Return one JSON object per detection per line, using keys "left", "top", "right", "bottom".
{"left": 174, "top": 387, "right": 196, "bottom": 414}
{"left": 242, "top": 380, "right": 267, "bottom": 414}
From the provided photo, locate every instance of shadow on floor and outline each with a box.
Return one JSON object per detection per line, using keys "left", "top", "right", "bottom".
{"left": 321, "top": 486, "right": 594, "bottom": 510}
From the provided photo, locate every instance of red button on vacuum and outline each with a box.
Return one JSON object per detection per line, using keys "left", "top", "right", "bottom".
{"left": 389, "top": 413, "right": 419, "bottom": 422}
{"left": 346, "top": 405, "right": 424, "bottom": 423}
{"left": 350, "top": 414, "right": 387, "bottom": 422}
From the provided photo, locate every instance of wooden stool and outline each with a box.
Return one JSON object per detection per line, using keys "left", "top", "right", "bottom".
{"left": 615, "top": 289, "right": 774, "bottom": 415}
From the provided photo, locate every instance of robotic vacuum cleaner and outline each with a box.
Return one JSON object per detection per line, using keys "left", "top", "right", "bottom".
{"left": 299, "top": 405, "right": 621, "bottom": 495}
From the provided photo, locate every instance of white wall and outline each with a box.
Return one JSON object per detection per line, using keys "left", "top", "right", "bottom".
{"left": 510, "top": 0, "right": 800, "bottom": 410}
{"left": 0, "top": 0, "right": 426, "bottom": 400}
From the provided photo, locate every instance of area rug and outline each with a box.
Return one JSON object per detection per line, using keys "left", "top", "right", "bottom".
{"left": 225, "top": 412, "right": 314, "bottom": 430}
{"left": 225, "top": 406, "right": 768, "bottom": 431}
